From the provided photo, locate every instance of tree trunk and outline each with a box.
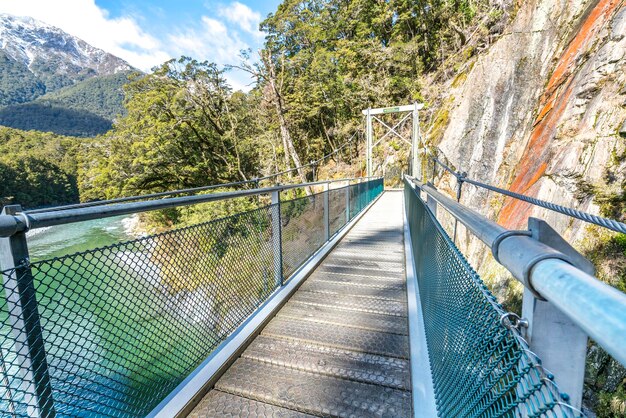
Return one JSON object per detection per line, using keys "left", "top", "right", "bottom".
{"left": 263, "top": 51, "right": 309, "bottom": 190}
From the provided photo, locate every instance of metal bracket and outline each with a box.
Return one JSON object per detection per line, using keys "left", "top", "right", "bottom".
{"left": 528, "top": 218, "right": 595, "bottom": 275}
{"left": 493, "top": 219, "right": 593, "bottom": 300}
{"left": 521, "top": 218, "right": 591, "bottom": 410}
{"left": 500, "top": 312, "right": 529, "bottom": 332}
{"left": 491, "top": 230, "right": 532, "bottom": 263}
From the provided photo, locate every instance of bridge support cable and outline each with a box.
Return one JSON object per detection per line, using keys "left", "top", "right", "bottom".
{"left": 21, "top": 128, "right": 363, "bottom": 215}
{"left": 406, "top": 176, "right": 626, "bottom": 413}
{"left": 429, "top": 155, "right": 626, "bottom": 235}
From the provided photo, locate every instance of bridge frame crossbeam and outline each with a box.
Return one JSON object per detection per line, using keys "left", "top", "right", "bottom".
{"left": 362, "top": 103, "right": 424, "bottom": 178}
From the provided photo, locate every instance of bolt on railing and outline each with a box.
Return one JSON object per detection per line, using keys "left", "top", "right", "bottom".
{"left": 0, "top": 178, "right": 384, "bottom": 417}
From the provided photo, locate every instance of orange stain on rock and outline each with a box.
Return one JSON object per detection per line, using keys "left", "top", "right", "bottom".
{"left": 498, "top": 0, "right": 623, "bottom": 229}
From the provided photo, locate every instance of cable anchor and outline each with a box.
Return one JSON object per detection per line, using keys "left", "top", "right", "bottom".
{"left": 500, "top": 312, "right": 529, "bottom": 332}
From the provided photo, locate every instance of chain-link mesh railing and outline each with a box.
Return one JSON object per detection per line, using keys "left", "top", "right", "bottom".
{"left": 0, "top": 179, "right": 383, "bottom": 417}
{"left": 405, "top": 182, "right": 580, "bottom": 418}
{"left": 281, "top": 192, "right": 326, "bottom": 279}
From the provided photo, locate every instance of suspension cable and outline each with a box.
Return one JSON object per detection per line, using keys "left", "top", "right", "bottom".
{"left": 258, "top": 130, "right": 360, "bottom": 181}
{"left": 24, "top": 130, "right": 363, "bottom": 212}
{"left": 430, "top": 157, "right": 626, "bottom": 235}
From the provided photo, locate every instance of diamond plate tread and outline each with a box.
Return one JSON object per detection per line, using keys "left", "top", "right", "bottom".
{"left": 277, "top": 301, "right": 408, "bottom": 335}
{"left": 341, "top": 241, "right": 403, "bottom": 249}
{"left": 307, "top": 272, "right": 405, "bottom": 289}
{"left": 329, "top": 249, "right": 404, "bottom": 263}
{"left": 291, "top": 290, "right": 407, "bottom": 317}
{"left": 341, "top": 238, "right": 403, "bottom": 246}
{"left": 298, "top": 280, "right": 406, "bottom": 302}
{"left": 242, "top": 335, "right": 410, "bottom": 390}
{"left": 336, "top": 242, "right": 404, "bottom": 252}
{"left": 189, "top": 390, "right": 314, "bottom": 418}
{"left": 342, "top": 231, "right": 403, "bottom": 238}
{"left": 316, "top": 264, "right": 404, "bottom": 279}
{"left": 321, "top": 255, "right": 404, "bottom": 272}
{"left": 215, "top": 358, "right": 411, "bottom": 417}
{"left": 263, "top": 316, "right": 409, "bottom": 359}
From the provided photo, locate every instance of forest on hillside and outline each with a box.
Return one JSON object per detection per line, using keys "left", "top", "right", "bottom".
{"left": 3, "top": 0, "right": 505, "bottom": 211}
{"left": 79, "top": 0, "right": 505, "bottom": 215}
{"left": 0, "top": 71, "right": 133, "bottom": 137}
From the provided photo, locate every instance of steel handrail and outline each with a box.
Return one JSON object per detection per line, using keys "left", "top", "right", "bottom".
{"left": 0, "top": 177, "right": 378, "bottom": 236}
{"left": 406, "top": 176, "right": 626, "bottom": 367}
{"left": 25, "top": 179, "right": 260, "bottom": 214}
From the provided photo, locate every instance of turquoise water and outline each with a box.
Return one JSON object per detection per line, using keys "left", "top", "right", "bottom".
{"left": 3, "top": 216, "right": 217, "bottom": 416}
{"left": 9, "top": 214, "right": 262, "bottom": 416}
{"left": 27, "top": 216, "right": 134, "bottom": 261}
{"left": 1, "top": 183, "right": 383, "bottom": 416}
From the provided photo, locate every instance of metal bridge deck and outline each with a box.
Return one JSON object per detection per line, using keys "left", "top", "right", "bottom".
{"left": 189, "top": 191, "right": 410, "bottom": 417}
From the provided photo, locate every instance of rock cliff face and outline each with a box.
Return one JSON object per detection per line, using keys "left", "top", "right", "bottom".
{"left": 435, "top": 0, "right": 624, "bottom": 249}
{"left": 426, "top": 0, "right": 625, "bottom": 413}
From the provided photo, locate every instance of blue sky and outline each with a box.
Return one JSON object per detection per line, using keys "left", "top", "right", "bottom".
{"left": 0, "top": 0, "right": 282, "bottom": 89}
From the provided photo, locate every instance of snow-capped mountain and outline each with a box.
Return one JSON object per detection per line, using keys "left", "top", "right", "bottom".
{"left": 0, "top": 13, "right": 134, "bottom": 105}
{"left": 0, "top": 13, "right": 132, "bottom": 75}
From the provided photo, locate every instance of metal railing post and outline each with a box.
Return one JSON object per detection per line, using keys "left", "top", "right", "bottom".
{"left": 426, "top": 193, "right": 437, "bottom": 217}
{"left": 345, "top": 183, "right": 351, "bottom": 223}
{"left": 270, "top": 191, "right": 283, "bottom": 286}
{"left": 323, "top": 182, "right": 330, "bottom": 241}
{"left": 521, "top": 218, "right": 590, "bottom": 410}
{"left": 453, "top": 173, "right": 465, "bottom": 243}
{"left": 408, "top": 176, "right": 626, "bottom": 368}
{"left": 0, "top": 205, "right": 55, "bottom": 417}
{"left": 366, "top": 108, "right": 373, "bottom": 177}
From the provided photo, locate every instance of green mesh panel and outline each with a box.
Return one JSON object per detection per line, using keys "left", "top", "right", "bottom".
{"left": 0, "top": 179, "right": 383, "bottom": 417}
{"left": 404, "top": 180, "right": 581, "bottom": 418}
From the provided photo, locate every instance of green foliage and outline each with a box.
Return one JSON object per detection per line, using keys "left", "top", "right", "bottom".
{"left": 254, "top": 0, "right": 495, "bottom": 172}
{"left": 597, "top": 385, "right": 626, "bottom": 417}
{"left": 36, "top": 71, "right": 135, "bottom": 120}
{"left": 0, "top": 71, "right": 134, "bottom": 137}
{"left": 0, "top": 126, "right": 80, "bottom": 209}
{"left": 0, "top": 102, "right": 112, "bottom": 137}
{"left": 0, "top": 50, "right": 46, "bottom": 105}
{"left": 79, "top": 58, "right": 261, "bottom": 225}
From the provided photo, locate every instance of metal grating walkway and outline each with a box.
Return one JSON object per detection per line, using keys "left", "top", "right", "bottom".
{"left": 189, "top": 191, "right": 411, "bottom": 417}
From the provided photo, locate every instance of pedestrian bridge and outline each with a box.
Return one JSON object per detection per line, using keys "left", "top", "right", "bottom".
{"left": 0, "top": 177, "right": 625, "bottom": 417}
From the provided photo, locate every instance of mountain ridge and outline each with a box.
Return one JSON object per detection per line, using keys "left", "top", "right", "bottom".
{"left": 0, "top": 13, "right": 133, "bottom": 94}
{"left": 0, "top": 13, "right": 139, "bottom": 136}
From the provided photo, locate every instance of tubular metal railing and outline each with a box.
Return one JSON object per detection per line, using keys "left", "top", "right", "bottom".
{"left": 429, "top": 156, "right": 626, "bottom": 234}
{"left": 0, "top": 177, "right": 383, "bottom": 417}
{"left": 405, "top": 178, "right": 580, "bottom": 417}
{"left": 405, "top": 175, "right": 626, "bottom": 416}
{"left": 407, "top": 176, "right": 626, "bottom": 366}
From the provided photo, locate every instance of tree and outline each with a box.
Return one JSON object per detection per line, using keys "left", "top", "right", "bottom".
{"left": 81, "top": 57, "right": 261, "bottom": 201}
{"left": 0, "top": 127, "right": 80, "bottom": 209}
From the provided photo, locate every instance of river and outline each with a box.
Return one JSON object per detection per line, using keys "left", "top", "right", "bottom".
{"left": 2, "top": 215, "right": 216, "bottom": 416}
{"left": 27, "top": 215, "right": 136, "bottom": 261}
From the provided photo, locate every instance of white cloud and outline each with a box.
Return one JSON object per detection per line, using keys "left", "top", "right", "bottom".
{"left": 218, "top": 1, "right": 264, "bottom": 38}
{"left": 169, "top": 17, "right": 247, "bottom": 64}
{"left": 168, "top": 15, "right": 255, "bottom": 90}
{"left": 0, "top": 0, "right": 169, "bottom": 71}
